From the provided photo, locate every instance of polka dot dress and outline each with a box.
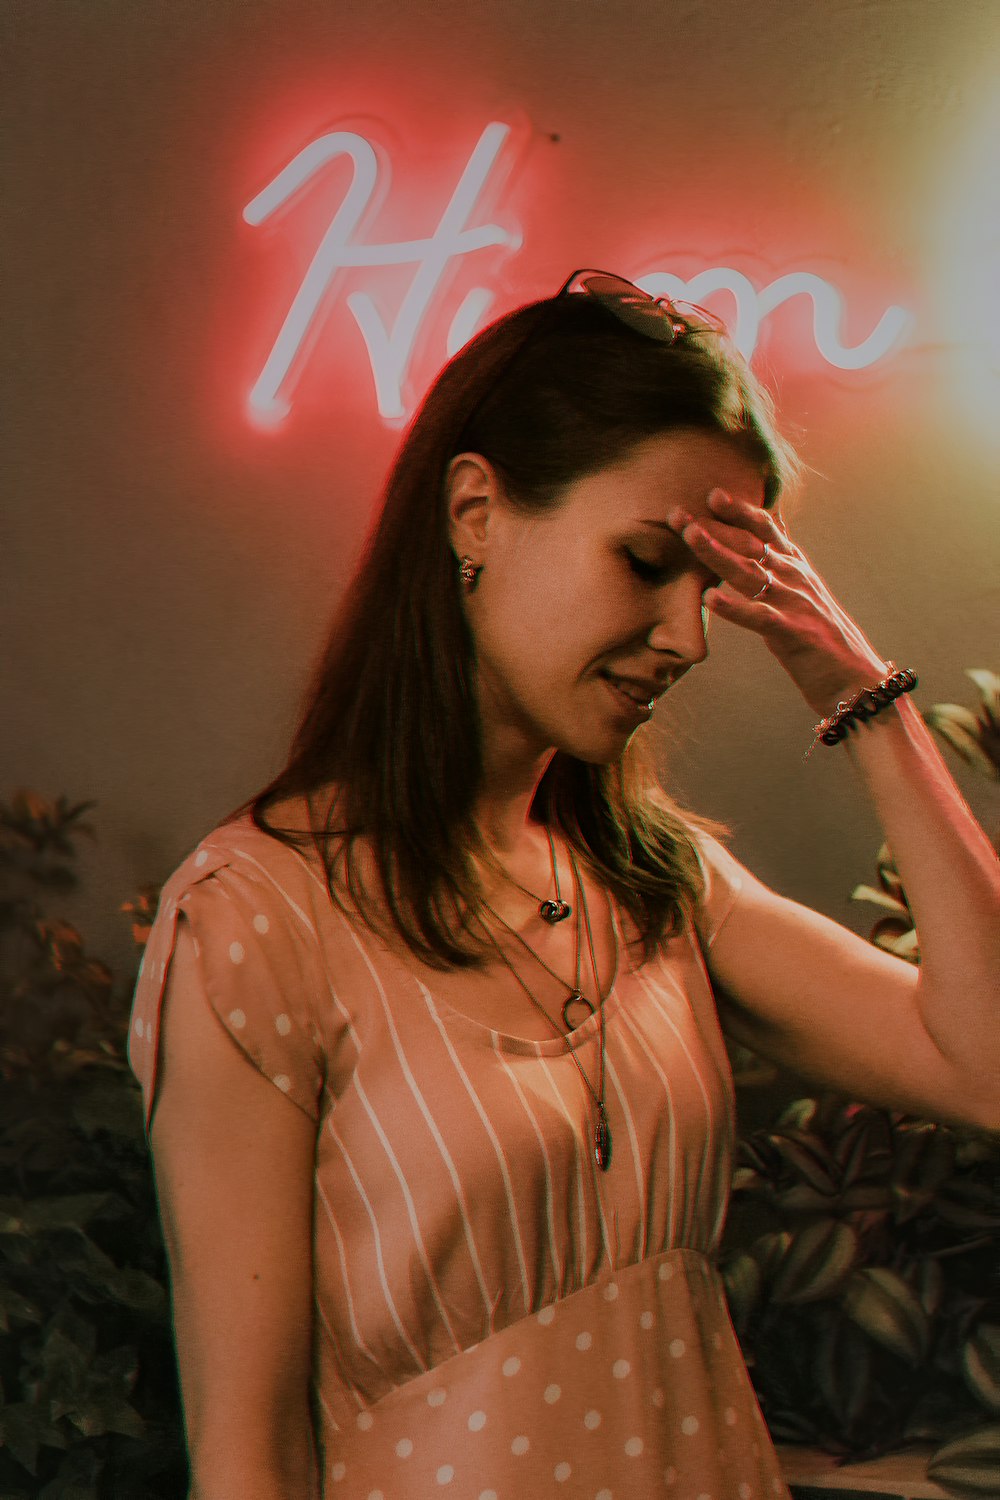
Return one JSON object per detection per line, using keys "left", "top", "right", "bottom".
{"left": 130, "top": 813, "right": 791, "bottom": 1499}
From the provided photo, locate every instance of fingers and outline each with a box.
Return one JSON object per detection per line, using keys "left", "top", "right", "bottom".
{"left": 667, "top": 512, "right": 779, "bottom": 601}
{"left": 707, "top": 487, "right": 787, "bottom": 541}
{"left": 666, "top": 489, "right": 793, "bottom": 609}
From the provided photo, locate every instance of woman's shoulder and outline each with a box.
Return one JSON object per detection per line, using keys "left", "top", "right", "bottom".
{"left": 158, "top": 792, "right": 336, "bottom": 920}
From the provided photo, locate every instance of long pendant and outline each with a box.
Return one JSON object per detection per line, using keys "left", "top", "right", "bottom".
{"left": 594, "top": 1105, "right": 612, "bottom": 1172}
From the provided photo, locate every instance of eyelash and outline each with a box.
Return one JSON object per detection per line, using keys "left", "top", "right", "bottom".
{"left": 624, "top": 549, "right": 672, "bottom": 586}
{"left": 625, "top": 548, "right": 720, "bottom": 596}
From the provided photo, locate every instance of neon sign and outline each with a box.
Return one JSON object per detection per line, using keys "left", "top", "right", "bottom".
{"left": 243, "top": 122, "right": 520, "bottom": 423}
{"left": 244, "top": 121, "right": 914, "bottom": 426}
{"left": 635, "top": 270, "right": 911, "bottom": 372}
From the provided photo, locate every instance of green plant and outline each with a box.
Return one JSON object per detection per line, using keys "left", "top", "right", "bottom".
{"left": 0, "top": 792, "right": 185, "bottom": 1498}
{"left": 721, "top": 669, "right": 1000, "bottom": 1494}
{"left": 721, "top": 1097, "right": 1000, "bottom": 1481}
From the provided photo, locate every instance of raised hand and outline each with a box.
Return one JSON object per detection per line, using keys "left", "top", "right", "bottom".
{"left": 668, "top": 488, "right": 889, "bottom": 717}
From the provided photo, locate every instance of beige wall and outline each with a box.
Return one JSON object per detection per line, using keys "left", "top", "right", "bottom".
{"left": 5, "top": 0, "right": 999, "bottom": 976}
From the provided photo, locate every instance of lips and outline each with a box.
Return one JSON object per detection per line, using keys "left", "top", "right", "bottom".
{"left": 599, "top": 670, "right": 665, "bottom": 708}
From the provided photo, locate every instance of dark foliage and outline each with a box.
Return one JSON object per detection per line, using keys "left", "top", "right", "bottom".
{"left": 0, "top": 792, "right": 186, "bottom": 1498}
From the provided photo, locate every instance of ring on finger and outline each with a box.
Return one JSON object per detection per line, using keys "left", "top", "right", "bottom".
{"left": 755, "top": 542, "right": 770, "bottom": 568}
{"left": 750, "top": 567, "right": 773, "bottom": 601}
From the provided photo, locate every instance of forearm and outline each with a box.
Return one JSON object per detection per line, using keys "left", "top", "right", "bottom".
{"left": 843, "top": 693, "right": 1000, "bottom": 1104}
{"left": 187, "top": 1437, "right": 320, "bottom": 1500}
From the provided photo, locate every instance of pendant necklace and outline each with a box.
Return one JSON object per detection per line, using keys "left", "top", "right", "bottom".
{"left": 493, "top": 825, "right": 572, "bottom": 924}
{"left": 479, "top": 852, "right": 619, "bottom": 1171}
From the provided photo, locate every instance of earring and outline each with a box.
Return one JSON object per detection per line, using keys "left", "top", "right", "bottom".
{"left": 459, "top": 555, "right": 481, "bottom": 590}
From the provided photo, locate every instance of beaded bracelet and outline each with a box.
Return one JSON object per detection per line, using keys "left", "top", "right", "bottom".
{"left": 807, "top": 663, "right": 918, "bottom": 756}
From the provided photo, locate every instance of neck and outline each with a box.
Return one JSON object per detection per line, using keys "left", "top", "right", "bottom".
{"left": 473, "top": 746, "right": 556, "bottom": 856}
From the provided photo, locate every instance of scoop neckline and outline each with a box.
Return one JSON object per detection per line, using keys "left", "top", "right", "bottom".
{"left": 428, "top": 977, "right": 631, "bottom": 1056}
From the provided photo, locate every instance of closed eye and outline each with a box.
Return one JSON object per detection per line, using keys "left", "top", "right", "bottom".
{"left": 624, "top": 549, "right": 674, "bottom": 585}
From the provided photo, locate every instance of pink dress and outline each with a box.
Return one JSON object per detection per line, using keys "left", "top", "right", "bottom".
{"left": 129, "top": 813, "right": 790, "bottom": 1500}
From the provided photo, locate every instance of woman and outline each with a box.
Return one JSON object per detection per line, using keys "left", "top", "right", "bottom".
{"left": 130, "top": 272, "right": 999, "bottom": 1500}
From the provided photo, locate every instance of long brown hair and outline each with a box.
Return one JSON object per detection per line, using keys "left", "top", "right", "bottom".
{"left": 243, "top": 291, "right": 798, "bottom": 967}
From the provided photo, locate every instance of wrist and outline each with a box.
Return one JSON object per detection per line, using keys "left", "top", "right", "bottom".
{"left": 806, "top": 664, "right": 918, "bottom": 758}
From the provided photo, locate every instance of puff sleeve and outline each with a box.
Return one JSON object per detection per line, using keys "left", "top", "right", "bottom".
{"left": 128, "top": 837, "right": 326, "bottom": 1134}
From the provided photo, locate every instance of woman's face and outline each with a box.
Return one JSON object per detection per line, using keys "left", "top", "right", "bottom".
{"left": 458, "top": 428, "right": 768, "bottom": 768}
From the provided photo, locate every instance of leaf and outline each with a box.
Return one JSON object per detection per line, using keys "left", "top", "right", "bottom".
{"left": 20, "top": 1193, "right": 115, "bottom": 1233}
{"left": 768, "top": 1133, "right": 839, "bottom": 1193}
{"left": 838, "top": 1184, "right": 894, "bottom": 1212}
{"left": 934, "top": 1180, "right": 1000, "bottom": 1230}
{"left": 771, "top": 1218, "right": 858, "bottom": 1306}
{"left": 872, "top": 924, "right": 920, "bottom": 961}
{"left": 110, "top": 1266, "right": 169, "bottom": 1315}
{"left": 71, "top": 1080, "right": 144, "bottom": 1140}
{"left": 925, "top": 705, "right": 1000, "bottom": 780}
{"left": 36, "top": 1445, "right": 102, "bottom": 1500}
{"left": 751, "top": 1230, "right": 792, "bottom": 1279}
{"left": 774, "top": 1183, "right": 842, "bottom": 1213}
{"left": 0, "top": 1401, "right": 52, "bottom": 1476}
{"left": 814, "top": 1317, "right": 873, "bottom": 1431}
{"left": 966, "top": 669, "right": 1000, "bottom": 734}
{"left": 0, "top": 1284, "right": 41, "bottom": 1332}
{"left": 850, "top": 884, "right": 910, "bottom": 915}
{"left": 928, "top": 1424, "right": 1000, "bottom": 1492}
{"left": 67, "top": 1397, "right": 145, "bottom": 1440}
{"left": 914, "top": 1257, "right": 944, "bottom": 1319}
{"left": 964, "top": 1326, "right": 1000, "bottom": 1414}
{"left": 842, "top": 1267, "right": 930, "bottom": 1365}
{"left": 773, "top": 1098, "right": 818, "bottom": 1131}
{"left": 891, "top": 1124, "right": 955, "bottom": 1193}
{"left": 721, "top": 1252, "right": 762, "bottom": 1331}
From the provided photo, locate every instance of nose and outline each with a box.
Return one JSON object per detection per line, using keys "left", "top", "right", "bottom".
{"left": 645, "top": 578, "right": 710, "bottom": 667}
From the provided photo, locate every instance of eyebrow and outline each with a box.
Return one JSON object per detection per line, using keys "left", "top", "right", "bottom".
{"left": 635, "top": 519, "right": 723, "bottom": 582}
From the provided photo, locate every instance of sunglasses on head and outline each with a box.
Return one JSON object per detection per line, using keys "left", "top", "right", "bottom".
{"left": 556, "top": 269, "right": 727, "bottom": 343}
{"left": 453, "top": 269, "right": 727, "bottom": 448}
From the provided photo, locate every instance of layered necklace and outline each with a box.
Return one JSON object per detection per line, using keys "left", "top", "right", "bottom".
{"left": 493, "top": 824, "right": 572, "bottom": 924}
{"left": 480, "top": 845, "right": 619, "bottom": 1172}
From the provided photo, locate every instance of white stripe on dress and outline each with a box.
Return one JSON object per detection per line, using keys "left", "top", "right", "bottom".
{"left": 343, "top": 932, "right": 494, "bottom": 1316}
{"left": 603, "top": 1048, "right": 648, "bottom": 1258}
{"left": 490, "top": 1037, "right": 562, "bottom": 1283}
{"left": 351, "top": 1070, "right": 464, "bottom": 1355}
{"left": 314, "top": 1171, "right": 381, "bottom": 1375}
{"left": 418, "top": 982, "right": 533, "bottom": 1316}
{"left": 635, "top": 967, "right": 718, "bottom": 1246}
{"left": 659, "top": 941, "right": 736, "bottom": 1249}
{"left": 325, "top": 1118, "right": 429, "bottom": 1374}
{"left": 616, "top": 997, "right": 680, "bottom": 1250}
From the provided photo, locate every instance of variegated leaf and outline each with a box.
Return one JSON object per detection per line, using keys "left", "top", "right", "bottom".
{"left": 963, "top": 1325, "right": 1000, "bottom": 1414}
{"left": 928, "top": 1424, "right": 1000, "bottom": 1492}
{"left": 850, "top": 883, "right": 910, "bottom": 915}
{"left": 771, "top": 1218, "right": 858, "bottom": 1305}
{"left": 842, "top": 1266, "right": 929, "bottom": 1365}
{"left": 966, "top": 668, "right": 1000, "bottom": 734}
{"left": 925, "top": 704, "right": 1000, "bottom": 779}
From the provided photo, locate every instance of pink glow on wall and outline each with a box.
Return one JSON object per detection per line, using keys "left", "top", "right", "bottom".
{"left": 242, "top": 117, "right": 915, "bottom": 429}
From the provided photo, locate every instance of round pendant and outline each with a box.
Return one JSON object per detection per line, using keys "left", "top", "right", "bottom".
{"left": 539, "top": 899, "right": 572, "bottom": 924}
{"left": 561, "top": 990, "right": 596, "bottom": 1030}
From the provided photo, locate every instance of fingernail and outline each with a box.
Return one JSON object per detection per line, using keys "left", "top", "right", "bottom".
{"left": 708, "top": 488, "right": 730, "bottom": 507}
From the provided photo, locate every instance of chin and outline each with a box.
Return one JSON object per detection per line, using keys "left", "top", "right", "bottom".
{"left": 558, "top": 727, "right": 639, "bottom": 766}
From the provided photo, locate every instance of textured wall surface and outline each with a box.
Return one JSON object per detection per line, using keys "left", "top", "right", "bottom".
{"left": 4, "top": 0, "right": 999, "bottom": 970}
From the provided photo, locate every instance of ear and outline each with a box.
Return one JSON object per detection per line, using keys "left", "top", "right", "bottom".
{"left": 446, "top": 452, "right": 505, "bottom": 561}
